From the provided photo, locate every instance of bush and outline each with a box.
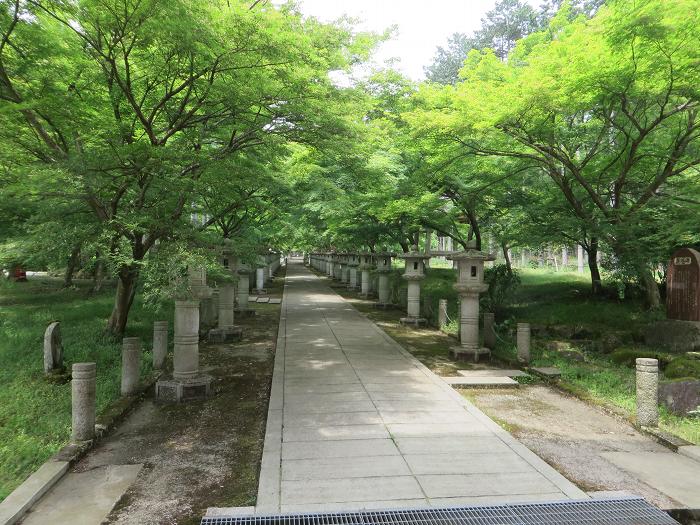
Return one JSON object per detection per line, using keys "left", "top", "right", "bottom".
{"left": 664, "top": 357, "right": 700, "bottom": 380}
{"left": 609, "top": 347, "right": 672, "bottom": 368}
{"left": 482, "top": 264, "right": 520, "bottom": 315}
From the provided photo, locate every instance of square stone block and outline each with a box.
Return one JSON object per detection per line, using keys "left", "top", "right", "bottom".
{"left": 208, "top": 327, "right": 243, "bottom": 343}
{"left": 155, "top": 375, "right": 212, "bottom": 403}
{"left": 450, "top": 346, "right": 491, "bottom": 363}
{"left": 399, "top": 317, "right": 427, "bottom": 327}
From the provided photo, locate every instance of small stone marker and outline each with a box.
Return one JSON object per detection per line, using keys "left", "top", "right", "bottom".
{"left": 438, "top": 299, "right": 448, "bottom": 330}
{"left": 636, "top": 358, "right": 659, "bottom": 427}
{"left": 516, "top": 323, "right": 530, "bottom": 363}
{"left": 256, "top": 297, "right": 270, "bottom": 303}
{"left": 43, "top": 321, "right": 63, "bottom": 374}
{"left": 667, "top": 248, "right": 700, "bottom": 321}
{"left": 152, "top": 321, "right": 168, "bottom": 370}
{"left": 71, "top": 362, "right": 96, "bottom": 442}
{"left": 121, "top": 337, "right": 142, "bottom": 396}
{"left": 483, "top": 313, "right": 496, "bottom": 349}
{"left": 443, "top": 375, "right": 518, "bottom": 388}
{"left": 269, "top": 298, "right": 282, "bottom": 304}
{"left": 248, "top": 296, "right": 258, "bottom": 302}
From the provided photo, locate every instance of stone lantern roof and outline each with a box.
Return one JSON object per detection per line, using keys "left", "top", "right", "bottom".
{"left": 398, "top": 246, "right": 432, "bottom": 261}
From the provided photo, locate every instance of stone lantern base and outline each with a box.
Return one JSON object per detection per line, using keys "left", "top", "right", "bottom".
{"left": 155, "top": 375, "right": 212, "bottom": 403}
{"left": 450, "top": 345, "right": 491, "bottom": 363}
{"left": 235, "top": 306, "right": 256, "bottom": 317}
{"left": 400, "top": 316, "right": 427, "bottom": 327}
{"left": 207, "top": 326, "right": 243, "bottom": 343}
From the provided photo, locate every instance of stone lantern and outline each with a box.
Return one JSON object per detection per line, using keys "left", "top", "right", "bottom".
{"left": 399, "top": 246, "right": 431, "bottom": 326}
{"left": 340, "top": 253, "right": 350, "bottom": 284}
{"left": 155, "top": 266, "right": 213, "bottom": 402}
{"left": 236, "top": 260, "right": 254, "bottom": 316}
{"left": 209, "top": 246, "right": 243, "bottom": 343}
{"left": 255, "top": 255, "right": 267, "bottom": 294}
{"left": 447, "top": 244, "right": 495, "bottom": 362}
{"left": 346, "top": 252, "right": 360, "bottom": 290}
{"left": 332, "top": 252, "right": 341, "bottom": 280}
{"left": 374, "top": 247, "right": 396, "bottom": 308}
{"left": 358, "top": 251, "right": 374, "bottom": 298}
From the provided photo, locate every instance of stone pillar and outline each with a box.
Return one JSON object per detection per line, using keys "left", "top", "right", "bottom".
{"left": 457, "top": 293, "right": 480, "bottom": 355}
{"left": 218, "top": 284, "right": 235, "bottom": 329}
{"left": 636, "top": 358, "right": 659, "bottom": 427}
{"left": 153, "top": 321, "right": 168, "bottom": 370}
{"left": 438, "top": 299, "right": 448, "bottom": 330}
{"left": 361, "top": 269, "right": 370, "bottom": 296}
{"left": 517, "top": 323, "right": 530, "bottom": 363}
{"left": 71, "top": 362, "right": 96, "bottom": 442}
{"left": 377, "top": 274, "right": 390, "bottom": 305}
{"left": 562, "top": 247, "right": 569, "bottom": 267}
{"left": 256, "top": 267, "right": 265, "bottom": 293}
{"left": 237, "top": 272, "right": 251, "bottom": 314}
{"left": 577, "top": 245, "right": 585, "bottom": 273}
{"left": 173, "top": 299, "right": 200, "bottom": 380}
{"left": 406, "top": 280, "right": 421, "bottom": 318}
{"left": 121, "top": 337, "right": 141, "bottom": 396}
{"left": 483, "top": 313, "right": 496, "bottom": 349}
{"left": 349, "top": 266, "right": 358, "bottom": 290}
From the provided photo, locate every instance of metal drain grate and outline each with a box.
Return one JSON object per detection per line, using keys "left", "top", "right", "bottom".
{"left": 201, "top": 498, "right": 679, "bottom": 525}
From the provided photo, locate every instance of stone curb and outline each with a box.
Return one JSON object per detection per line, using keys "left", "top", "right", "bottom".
{"left": 0, "top": 372, "right": 160, "bottom": 525}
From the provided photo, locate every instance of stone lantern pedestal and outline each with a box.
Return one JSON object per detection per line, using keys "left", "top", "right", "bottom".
{"left": 374, "top": 248, "right": 396, "bottom": 309}
{"left": 209, "top": 249, "right": 243, "bottom": 343}
{"left": 340, "top": 254, "right": 349, "bottom": 284}
{"left": 399, "top": 247, "right": 430, "bottom": 326}
{"left": 359, "top": 252, "right": 374, "bottom": 298}
{"left": 235, "top": 261, "right": 255, "bottom": 316}
{"left": 347, "top": 253, "right": 360, "bottom": 290}
{"left": 156, "top": 267, "right": 213, "bottom": 402}
{"left": 448, "top": 246, "right": 494, "bottom": 362}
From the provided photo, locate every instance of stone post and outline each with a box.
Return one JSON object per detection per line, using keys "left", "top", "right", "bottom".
{"left": 121, "top": 337, "right": 141, "bottom": 396}
{"left": 71, "top": 362, "right": 96, "bottom": 442}
{"left": 341, "top": 255, "right": 349, "bottom": 284}
{"left": 218, "top": 285, "right": 235, "bottom": 329}
{"left": 153, "top": 321, "right": 168, "bottom": 370}
{"left": 636, "top": 358, "right": 659, "bottom": 427}
{"left": 516, "top": 323, "right": 530, "bottom": 363}
{"left": 173, "top": 300, "right": 200, "bottom": 380}
{"left": 348, "top": 253, "right": 359, "bottom": 290}
{"left": 577, "top": 245, "right": 585, "bottom": 273}
{"left": 438, "top": 299, "right": 448, "bottom": 330}
{"left": 256, "top": 267, "right": 265, "bottom": 293}
{"left": 374, "top": 248, "right": 395, "bottom": 308}
{"left": 483, "top": 313, "right": 496, "bottom": 349}
{"left": 236, "top": 264, "right": 252, "bottom": 315}
{"left": 448, "top": 244, "right": 494, "bottom": 361}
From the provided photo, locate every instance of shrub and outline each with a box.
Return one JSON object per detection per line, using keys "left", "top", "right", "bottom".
{"left": 608, "top": 347, "right": 672, "bottom": 368}
{"left": 664, "top": 357, "right": 700, "bottom": 380}
{"left": 482, "top": 264, "right": 520, "bottom": 315}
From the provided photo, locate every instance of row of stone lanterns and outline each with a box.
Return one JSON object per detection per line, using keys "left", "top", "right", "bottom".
{"left": 310, "top": 241, "right": 494, "bottom": 363}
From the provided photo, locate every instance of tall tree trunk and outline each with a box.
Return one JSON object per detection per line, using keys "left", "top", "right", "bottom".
{"left": 63, "top": 245, "right": 81, "bottom": 288}
{"left": 587, "top": 238, "right": 603, "bottom": 295}
{"left": 465, "top": 206, "right": 481, "bottom": 250}
{"left": 106, "top": 266, "right": 139, "bottom": 336}
{"left": 502, "top": 242, "right": 512, "bottom": 274}
{"left": 92, "top": 256, "right": 104, "bottom": 293}
{"left": 639, "top": 265, "right": 661, "bottom": 309}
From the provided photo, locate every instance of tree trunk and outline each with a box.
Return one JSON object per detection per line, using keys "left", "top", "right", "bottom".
{"left": 587, "top": 238, "right": 603, "bottom": 295}
{"left": 639, "top": 265, "right": 661, "bottom": 309}
{"left": 502, "top": 243, "right": 512, "bottom": 273}
{"left": 106, "top": 267, "right": 139, "bottom": 337}
{"left": 63, "top": 245, "right": 81, "bottom": 288}
{"left": 92, "top": 256, "right": 104, "bottom": 293}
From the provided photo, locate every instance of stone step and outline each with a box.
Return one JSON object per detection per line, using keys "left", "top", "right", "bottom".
{"left": 442, "top": 376, "right": 519, "bottom": 388}
{"left": 458, "top": 369, "right": 529, "bottom": 378}
{"left": 256, "top": 297, "right": 270, "bottom": 303}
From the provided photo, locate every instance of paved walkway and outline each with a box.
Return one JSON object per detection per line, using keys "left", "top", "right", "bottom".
{"left": 242, "top": 263, "right": 587, "bottom": 514}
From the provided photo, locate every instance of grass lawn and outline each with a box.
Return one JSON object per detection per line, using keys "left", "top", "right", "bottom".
{"left": 0, "top": 278, "right": 162, "bottom": 502}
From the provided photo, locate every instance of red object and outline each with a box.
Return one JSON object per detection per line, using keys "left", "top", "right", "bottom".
{"left": 13, "top": 267, "right": 27, "bottom": 282}
{"left": 667, "top": 248, "right": 700, "bottom": 321}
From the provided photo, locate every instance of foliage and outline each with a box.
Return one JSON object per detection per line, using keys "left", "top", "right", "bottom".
{"left": 482, "top": 264, "right": 521, "bottom": 315}
{"left": 664, "top": 357, "right": 700, "bottom": 380}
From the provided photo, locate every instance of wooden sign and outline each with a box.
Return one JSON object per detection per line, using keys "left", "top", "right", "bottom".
{"left": 667, "top": 248, "right": 700, "bottom": 321}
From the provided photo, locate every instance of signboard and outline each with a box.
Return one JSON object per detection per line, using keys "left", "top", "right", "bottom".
{"left": 667, "top": 248, "right": 700, "bottom": 321}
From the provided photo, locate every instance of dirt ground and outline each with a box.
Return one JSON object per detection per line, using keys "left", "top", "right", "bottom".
{"left": 73, "top": 279, "right": 283, "bottom": 525}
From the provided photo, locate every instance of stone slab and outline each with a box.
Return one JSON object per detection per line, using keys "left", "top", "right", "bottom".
{"left": 20, "top": 464, "right": 142, "bottom": 525}
{"left": 281, "top": 476, "right": 424, "bottom": 505}
{"left": 394, "top": 436, "right": 513, "bottom": 455}
{"left": 416, "top": 472, "right": 561, "bottom": 499}
{"left": 0, "top": 461, "right": 68, "bottom": 525}
{"left": 256, "top": 297, "right": 270, "bottom": 303}
{"left": 248, "top": 296, "right": 258, "bottom": 302}
{"left": 279, "top": 499, "right": 428, "bottom": 513}
{"left": 283, "top": 424, "right": 390, "bottom": 442}
{"left": 283, "top": 412, "right": 383, "bottom": 428}
{"left": 678, "top": 445, "right": 700, "bottom": 463}
{"left": 282, "top": 439, "right": 400, "bottom": 460}
{"left": 269, "top": 298, "right": 282, "bottom": 304}
{"left": 530, "top": 367, "right": 562, "bottom": 378}
{"left": 443, "top": 376, "right": 519, "bottom": 387}
{"left": 404, "top": 453, "right": 533, "bottom": 475}
{"left": 282, "top": 455, "right": 410, "bottom": 481}
{"left": 458, "top": 369, "right": 529, "bottom": 378}
{"left": 602, "top": 451, "right": 700, "bottom": 508}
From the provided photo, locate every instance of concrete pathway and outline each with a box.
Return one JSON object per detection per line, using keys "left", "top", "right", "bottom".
{"left": 236, "top": 263, "right": 587, "bottom": 514}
